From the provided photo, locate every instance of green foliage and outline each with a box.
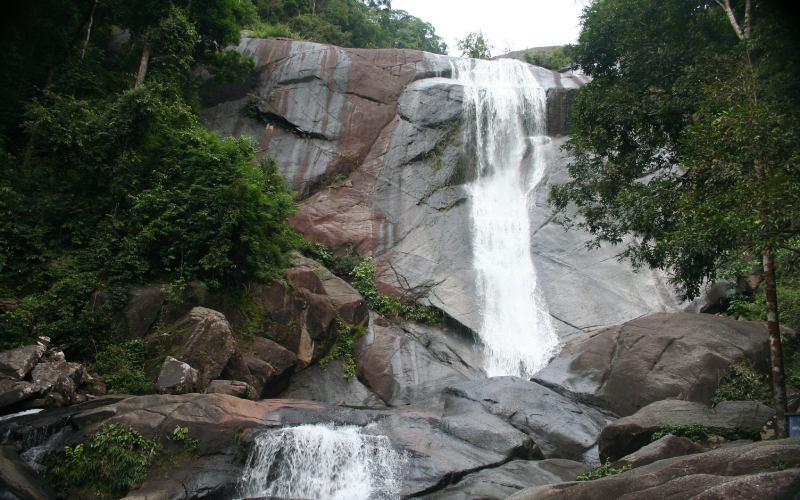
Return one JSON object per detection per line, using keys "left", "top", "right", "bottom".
{"left": 713, "top": 359, "right": 771, "bottom": 405}
{"left": 351, "top": 257, "right": 440, "bottom": 325}
{"left": 51, "top": 424, "right": 202, "bottom": 498}
{"left": 299, "top": 240, "right": 361, "bottom": 280}
{"left": 246, "top": 21, "right": 299, "bottom": 39}
{"left": 168, "top": 425, "right": 199, "bottom": 452}
{"left": 550, "top": 0, "right": 800, "bottom": 303}
{"left": 93, "top": 340, "right": 155, "bottom": 394}
{"left": 651, "top": 424, "right": 761, "bottom": 443}
{"left": 251, "top": 0, "right": 446, "bottom": 53}
{"left": 51, "top": 424, "right": 159, "bottom": 498}
{"left": 319, "top": 316, "right": 366, "bottom": 378}
{"left": 576, "top": 461, "right": 631, "bottom": 481}
{"left": 457, "top": 31, "right": 493, "bottom": 59}
{"left": 523, "top": 46, "right": 574, "bottom": 71}
{"left": 21, "top": 84, "right": 297, "bottom": 289}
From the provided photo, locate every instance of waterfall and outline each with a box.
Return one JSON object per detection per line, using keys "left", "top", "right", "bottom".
{"left": 453, "top": 58, "right": 560, "bottom": 378}
{"left": 237, "top": 424, "right": 406, "bottom": 500}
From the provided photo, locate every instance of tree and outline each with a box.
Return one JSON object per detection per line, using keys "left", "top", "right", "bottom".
{"left": 550, "top": 0, "right": 800, "bottom": 436}
{"left": 456, "top": 31, "right": 493, "bottom": 59}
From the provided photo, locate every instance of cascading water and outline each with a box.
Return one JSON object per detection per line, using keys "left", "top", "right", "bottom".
{"left": 237, "top": 423, "right": 406, "bottom": 500}
{"left": 453, "top": 58, "right": 560, "bottom": 378}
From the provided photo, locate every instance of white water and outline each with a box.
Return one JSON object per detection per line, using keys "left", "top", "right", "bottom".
{"left": 453, "top": 58, "right": 560, "bottom": 378}
{"left": 237, "top": 423, "right": 406, "bottom": 500}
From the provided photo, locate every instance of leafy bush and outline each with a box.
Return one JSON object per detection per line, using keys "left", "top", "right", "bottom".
{"left": 523, "top": 46, "right": 574, "bottom": 71}
{"left": 319, "top": 316, "right": 366, "bottom": 378}
{"left": 351, "top": 257, "right": 440, "bottom": 325}
{"left": 51, "top": 424, "right": 159, "bottom": 498}
{"left": 651, "top": 424, "right": 761, "bottom": 443}
{"left": 51, "top": 424, "right": 202, "bottom": 498}
{"left": 246, "top": 21, "right": 298, "bottom": 39}
{"left": 713, "top": 359, "right": 771, "bottom": 405}
{"left": 576, "top": 461, "right": 631, "bottom": 481}
{"left": 93, "top": 340, "right": 155, "bottom": 394}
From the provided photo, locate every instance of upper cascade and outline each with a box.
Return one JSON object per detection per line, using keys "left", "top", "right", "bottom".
{"left": 453, "top": 58, "right": 560, "bottom": 377}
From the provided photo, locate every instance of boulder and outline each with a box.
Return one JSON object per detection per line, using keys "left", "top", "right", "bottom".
{"left": 444, "top": 377, "right": 611, "bottom": 461}
{"left": 0, "top": 379, "right": 38, "bottom": 412}
{"left": 287, "top": 255, "right": 368, "bottom": 326}
{"left": 124, "top": 284, "right": 164, "bottom": 338}
{"left": 422, "top": 459, "right": 590, "bottom": 500}
{"left": 0, "top": 345, "right": 45, "bottom": 380}
{"left": 246, "top": 255, "right": 367, "bottom": 369}
{"left": 599, "top": 399, "right": 775, "bottom": 462}
{"left": 29, "top": 361, "right": 84, "bottom": 406}
{"left": 357, "top": 320, "right": 472, "bottom": 406}
{"left": 248, "top": 337, "right": 296, "bottom": 377}
{"left": 612, "top": 434, "right": 705, "bottom": 469}
{"left": 173, "top": 307, "right": 236, "bottom": 390}
{"left": 507, "top": 438, "right": 800, "bottom": 500}
{"left": 205, "top": 380, "right": 258, "bottom": 400}
{"left": 156, "top": 357, "right": 198, "bottom": 395}
{"left": 534, "top": 313, "right": 770, "bottom": 416}
{"left": 280, "top": 359, "right": 385, "bottom": 407}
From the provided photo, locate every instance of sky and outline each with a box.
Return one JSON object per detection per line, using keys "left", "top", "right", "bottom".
{"left": 391, "top": 0, "right": 589, "bottom": 56}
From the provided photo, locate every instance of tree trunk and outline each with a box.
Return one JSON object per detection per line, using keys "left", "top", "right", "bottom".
{"left": 80, "top": 0, "right": 98, "bottom": 60}
{"left": 135, "top": 38, "right": 151, "bottom": 87}
{"left": 763, "top": 249, "right": 788, "bottom": 438}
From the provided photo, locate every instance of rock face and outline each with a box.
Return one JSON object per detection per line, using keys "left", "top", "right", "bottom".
{"left": 0, "top": 445, "right": 55, "bottom": 500}
{"left": 598, "top": 399, "right": 774, "bottom": 462}
{"left": 508, "top": 438, "right": 800, "bottom": 500}
{"left": 357, "top": 318, "right": 478, "bottom": 406}
{"left": 280, "top": 359, "right": 385, "bottom": 407}
{"left": 534, "top": 313, "right": 770, "bottom": 416}
{"left": 443, "top": 377, "right": 611, "bottom": 461}
{"left": 201, "top": 38, "right": 684, "bottom": 339}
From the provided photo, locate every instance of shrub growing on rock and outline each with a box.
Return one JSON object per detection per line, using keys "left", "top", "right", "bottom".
{"left": 576, "top": 461, "right": 632, "bottom": 481}
{"left": 51, "top": 424, "right": 159, "bottom": 497}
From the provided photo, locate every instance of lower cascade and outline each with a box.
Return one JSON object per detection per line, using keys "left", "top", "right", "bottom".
{"left": 453, "top": 58, "right": 560, "bottom": 378}
{"left": 237, "top": 424, "right": 407, "bottom": 500}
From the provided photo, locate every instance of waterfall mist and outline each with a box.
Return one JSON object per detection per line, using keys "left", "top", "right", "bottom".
{"left": 237, "top": 424, "right": 406, "bottom": 500}
{"left": 453, "top": 58, "right": 560, "bottom": 378}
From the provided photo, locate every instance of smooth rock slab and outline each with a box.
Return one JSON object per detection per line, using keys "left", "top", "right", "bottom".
{"left": 444, "top": 377, "right": 612, "bottom": 461}
{"left": 422, "top": 459, "right": 590, "bottom": 500}
{"left": 357, "top": 319, "right": 471, "bottom": 406}
{"left": 599, "top": 399, "right": 774, "bottom": 462}
{"left": 534, "top": 313, "right": 770, "bottom": 417}
{"left": 508, "top": 438, "right": 800, "bottom": 500}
